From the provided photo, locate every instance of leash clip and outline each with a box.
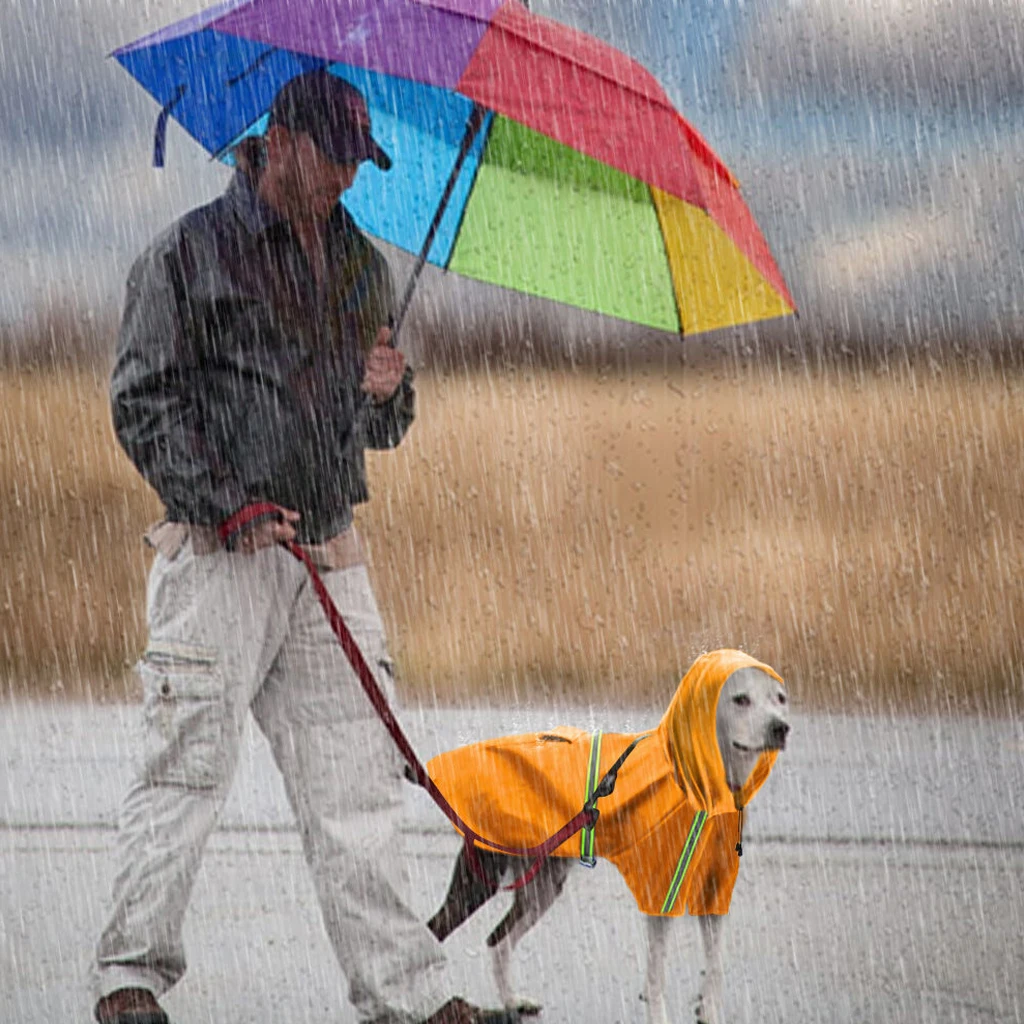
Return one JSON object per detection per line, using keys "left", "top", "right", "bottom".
{"left": 579, "top": 805, "right": 599, "bottom": 867}
{"left": 578, "top": 732, "right": 649, "bottom": 870}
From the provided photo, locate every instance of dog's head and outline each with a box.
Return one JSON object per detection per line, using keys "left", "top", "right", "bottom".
{"left": 716, "top": 666, "right": 790, "bottom": 793}
{"left": 659, "top": 650, "right": 788, "bottom": 814}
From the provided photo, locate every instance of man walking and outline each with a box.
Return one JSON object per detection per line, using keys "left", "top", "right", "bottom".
{"left": 92, "top": 70, "right": 513, "bottom": 1024}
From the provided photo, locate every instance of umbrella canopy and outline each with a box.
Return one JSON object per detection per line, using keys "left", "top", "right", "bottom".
{"left": 114, "top": 0, "right": 795, "bottom": 335}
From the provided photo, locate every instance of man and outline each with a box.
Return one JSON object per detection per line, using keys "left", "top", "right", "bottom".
{"left": 91, "top": 70, "right": 514, "bottom": 1024}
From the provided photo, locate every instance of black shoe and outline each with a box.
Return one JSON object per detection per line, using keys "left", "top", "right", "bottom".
{"left": 421, "top": 997, "right": 521, "bottom": 1024}
{"left": 94, "top": 988, "right": 169, "bottom": 1024}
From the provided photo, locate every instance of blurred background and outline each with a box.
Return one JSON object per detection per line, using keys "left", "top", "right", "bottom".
{"left": 2, "top": 0, "right": 1022, "bottom": 712}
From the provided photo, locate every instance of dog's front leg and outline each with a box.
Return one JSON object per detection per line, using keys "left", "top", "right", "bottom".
{"left": 643, "top": 916, "right": 672, "bottom": 1024}
{"left": 695, "top": 914, "right": 725, "bottom": 1024}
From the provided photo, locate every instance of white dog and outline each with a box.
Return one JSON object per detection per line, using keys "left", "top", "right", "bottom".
{"left": 421, "top": 652, "right": 789, "bottom": 1024}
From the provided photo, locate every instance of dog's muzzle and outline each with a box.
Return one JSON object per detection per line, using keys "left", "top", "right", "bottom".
{"left": 767, "top": 720, "right": 790, "bottom": 750}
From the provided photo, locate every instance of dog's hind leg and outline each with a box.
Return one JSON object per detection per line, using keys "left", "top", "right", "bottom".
{"left": 427, "top": 846, "right": 504, "bottom": 942}
{"left": 695, "top": 914, "right": 725, "bottom": 1024}
{"left": 486, "top": 857, "right": 569, "bottom": 1015}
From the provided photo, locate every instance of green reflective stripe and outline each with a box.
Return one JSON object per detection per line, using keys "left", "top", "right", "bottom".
{"left": 660, "top": 810, "right": 708, "bottom": 914}
{"left": 581, "top": 730, "right": 603, "bottom": 862}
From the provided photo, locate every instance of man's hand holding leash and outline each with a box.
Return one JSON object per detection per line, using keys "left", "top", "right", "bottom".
{"left": 233, "top": 507, "right": 301, "bottom": 553}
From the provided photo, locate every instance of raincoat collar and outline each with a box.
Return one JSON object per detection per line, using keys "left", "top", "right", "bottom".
{"left": 226, "top": 169, "right": 361, "bottom": 245}
{"left": 226, "top": 169, "right": 285, "bottom": 237}
{"left": 656, "top": 649, "right": 784, "bottom": 817}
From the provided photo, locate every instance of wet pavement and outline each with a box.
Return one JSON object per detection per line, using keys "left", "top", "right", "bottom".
{"left": 3, "top": 699, "right": 1023, "bottom": 1023}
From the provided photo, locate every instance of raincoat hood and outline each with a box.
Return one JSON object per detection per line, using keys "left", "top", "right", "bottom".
{"left": 657, "top": 648, "right": 784, "bottom": 818}
{"left": 426, "top": 649, "right": 785, "bottom": 916}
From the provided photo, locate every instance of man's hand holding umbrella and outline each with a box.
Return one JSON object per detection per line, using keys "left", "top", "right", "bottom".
{"left": 362, "top": 325, "right": 406, "bottom": 403}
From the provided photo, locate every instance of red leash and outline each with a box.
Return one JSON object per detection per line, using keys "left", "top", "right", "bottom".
{"left": 219, "top": 502, "right": 601, "bottom": 889}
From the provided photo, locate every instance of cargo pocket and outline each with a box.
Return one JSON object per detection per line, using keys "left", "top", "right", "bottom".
{"left": 139, "top": 640, "right": 225, "bottom": 789}
{"left": 376, "top": 654, "right": 397, "bottom": 698}
{"left": 374, "top": 653, "right": 405, "bottom": 782}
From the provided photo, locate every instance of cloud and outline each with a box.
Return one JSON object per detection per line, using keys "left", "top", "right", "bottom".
{"left": 3, "top": 128, "right": 228, "bottom": 320}
{"left": 0, "top": 1, "right": 210, "bottom": 159}
{"left": 730, "top": 0, "right": 1024, "bottom": 110}
{"left": 746, "top": 126, "right": 1024, "bottom": 339}
{"left": 1, "top": 0, "right": 230, "bottom": 320}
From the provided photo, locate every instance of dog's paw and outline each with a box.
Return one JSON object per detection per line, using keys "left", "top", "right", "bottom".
{"left": 509, "top": 999, "right": 542, "bottom": 1017}
{"left": 694, "top": 1001, "right": 721, "bottom": 1024}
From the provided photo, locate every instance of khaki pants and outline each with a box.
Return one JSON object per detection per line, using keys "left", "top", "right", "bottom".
{"left": 90, "top": 538, "right": 448, "bottom": 1022}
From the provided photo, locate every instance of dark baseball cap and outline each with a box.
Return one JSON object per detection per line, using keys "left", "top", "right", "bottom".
{"left": 267, "top": 69, "right": 392, "bottom": 171}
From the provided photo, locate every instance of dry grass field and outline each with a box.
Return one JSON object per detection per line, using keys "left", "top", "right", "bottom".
{"left": 2, "top": 360, "right": 1022, "bottom": 713}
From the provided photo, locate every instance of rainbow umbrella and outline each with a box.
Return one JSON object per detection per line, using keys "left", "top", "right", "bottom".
{"left": 114, "top": 0, "right": 795, "bottom": 337}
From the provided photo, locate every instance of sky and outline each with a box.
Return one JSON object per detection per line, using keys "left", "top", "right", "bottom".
{"left": 2, "top": 0, "right": 1022, "bottom": 347}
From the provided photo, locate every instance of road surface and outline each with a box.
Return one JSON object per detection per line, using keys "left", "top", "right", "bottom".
{"left": 2, "top": 699, "right": 1022, "bottom": 1023}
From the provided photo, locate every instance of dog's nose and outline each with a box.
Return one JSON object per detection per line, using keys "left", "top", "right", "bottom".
{"left": 767, "top": 720, "right": 790, "bottom": 750}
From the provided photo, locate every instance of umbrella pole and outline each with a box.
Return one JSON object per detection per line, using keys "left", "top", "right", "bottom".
{"left": 391, "top": 104, "right": 488, "bottom": 339}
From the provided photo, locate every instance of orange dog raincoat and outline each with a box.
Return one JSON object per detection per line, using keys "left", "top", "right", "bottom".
{"left": 426, "top": 649, "right": 783, "bottom": 916}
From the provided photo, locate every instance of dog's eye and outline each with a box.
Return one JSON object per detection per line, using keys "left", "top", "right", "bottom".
{"left": 732, "top": 694, "right": 751, "bottom": 707}
{"left": 778, "top": 692, "right": 787, "bottom": 705}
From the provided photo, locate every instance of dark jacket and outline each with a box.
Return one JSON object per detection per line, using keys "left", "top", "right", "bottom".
{"left": 111, "top": 172, "right": 414, "bottom": 544}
